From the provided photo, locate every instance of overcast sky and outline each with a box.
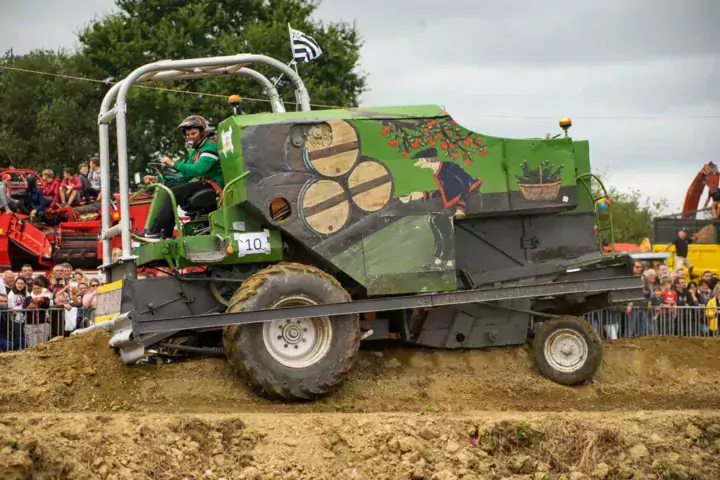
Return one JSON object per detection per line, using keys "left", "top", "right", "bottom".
{"left": 2, "top": 0, "right": 719, "bottom": 213}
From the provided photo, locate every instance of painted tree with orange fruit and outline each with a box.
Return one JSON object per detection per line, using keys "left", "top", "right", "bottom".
{"left": 379, "top": 117, "right": 488, "bottom": 165}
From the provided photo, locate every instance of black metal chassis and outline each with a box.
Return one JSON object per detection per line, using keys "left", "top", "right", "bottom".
{"left": 116, "top": 251, "right": 642, "bottom": 351}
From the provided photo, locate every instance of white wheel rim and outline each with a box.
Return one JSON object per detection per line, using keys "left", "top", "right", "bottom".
{"left": 543, "top": 328, "right": 588, "bottom": 373}
{"left": 262, "top": 296, "right": 333, "bottom": 369}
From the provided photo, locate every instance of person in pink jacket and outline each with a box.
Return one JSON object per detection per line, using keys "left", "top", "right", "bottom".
{"left": 59, "top": 167, "right": 83, "bottom": 206}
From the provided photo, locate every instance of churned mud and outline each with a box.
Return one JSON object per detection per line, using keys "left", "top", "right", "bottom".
{"left": 1, "top": 331, "right": 719, "bottom": 478}
{"left": 0, "top": 331, "right": 718, "bottom": 413}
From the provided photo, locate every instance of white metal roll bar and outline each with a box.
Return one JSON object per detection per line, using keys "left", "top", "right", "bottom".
{"left": 98, "top": 54, "right": 311, "bottom": 270}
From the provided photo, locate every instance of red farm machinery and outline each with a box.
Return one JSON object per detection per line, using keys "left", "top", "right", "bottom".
{"left": 0, "top": 168, "right": 153, "bottom": 270}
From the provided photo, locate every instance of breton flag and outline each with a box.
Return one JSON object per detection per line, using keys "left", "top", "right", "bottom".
{"left": 289, "top": 25, "right": 323, "bottom": 63}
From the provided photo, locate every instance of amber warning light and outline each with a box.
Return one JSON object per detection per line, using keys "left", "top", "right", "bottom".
{"left": 559, "top": 117, "right": 572, "bottom": 137}
{"left": 228, "top": 94, "right": 243, "bottom": 115}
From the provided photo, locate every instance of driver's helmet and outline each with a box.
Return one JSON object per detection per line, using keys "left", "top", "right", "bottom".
{"left": 178, "top": 115, "right": 209, "bottom": 149}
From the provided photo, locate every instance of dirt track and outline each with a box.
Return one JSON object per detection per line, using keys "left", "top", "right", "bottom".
{"left": 1, "top": 331, "right": 719, "bottom": 413}
{"left": 2, "top": 410, "right": 719, "bottom": 480}
{"left": 1, "top": 331, "right": 719, "bottom": 479}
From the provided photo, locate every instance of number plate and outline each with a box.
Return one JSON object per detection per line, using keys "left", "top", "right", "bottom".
{"left": 234, "top": 230, "right": 271, "bottom": 256}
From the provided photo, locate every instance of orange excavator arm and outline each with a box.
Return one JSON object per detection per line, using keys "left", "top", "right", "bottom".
{"left": 682, "top": 162, "right": 718, "bottom": 219}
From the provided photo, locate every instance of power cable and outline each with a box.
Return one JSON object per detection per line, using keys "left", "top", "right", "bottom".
{"left": 0, "top": 64, "right": 341, "bottom": 109}
{"left": 1, "top": 64, "right": 719, "bottom": 119}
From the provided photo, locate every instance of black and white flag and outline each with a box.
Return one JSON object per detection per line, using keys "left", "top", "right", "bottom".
{"left": 289, "top": 25, "right": 323, "bottom": 63}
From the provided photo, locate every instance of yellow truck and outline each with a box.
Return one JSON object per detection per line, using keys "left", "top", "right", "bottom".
{"left": 645, "top": 213, "right": 720, "bottom": 281}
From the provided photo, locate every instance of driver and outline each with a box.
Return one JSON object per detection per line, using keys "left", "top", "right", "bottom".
{"left": 137, "top": 115, "right": 224, "bottom": 240}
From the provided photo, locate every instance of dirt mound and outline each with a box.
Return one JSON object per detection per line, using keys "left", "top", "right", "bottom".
{"left": 2, "top": 332, "right": 720, "bottom": 479}
{"left": 1, "top": 332, "right": 719, "bottom": 413}
{"left": 1, "top": 411, "right": 718, "bottom": 479}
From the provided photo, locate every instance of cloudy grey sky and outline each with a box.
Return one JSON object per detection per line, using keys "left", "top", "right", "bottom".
{"left": 2, "top": 0, "right": 719, "bottom": 213}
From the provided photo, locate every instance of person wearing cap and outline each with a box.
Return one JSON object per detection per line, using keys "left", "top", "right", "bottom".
{"left": 664, "top": 228, "right": 698, "bottom": 277}
{"left": 0, "top": 173, "right": 24, "bottom": 214}
{"left": 137, "top": 115, "right": 224, "bottom": 241}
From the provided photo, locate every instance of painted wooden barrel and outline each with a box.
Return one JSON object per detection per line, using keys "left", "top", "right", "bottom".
{"left": 302, "top": 120, "right": 360, "bottom": 177}
{"left": 347, "top": 159, "right": 394, "bottom": 212}
{"left": 298, "top": 178, "right": 350, "bottom": 235}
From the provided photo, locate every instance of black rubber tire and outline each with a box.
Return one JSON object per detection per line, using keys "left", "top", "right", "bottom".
{"left": 222, "top": 262, "right": 360, "bottom": 401}
{"left": 532, "top": 316, "right": 603, "bottom": 386}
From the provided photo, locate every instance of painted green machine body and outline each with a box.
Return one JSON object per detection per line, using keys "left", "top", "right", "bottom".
{"left": 94, "top": 53, "right": 636, "bottom": 402}
{"left": 135, "top": 105, "right": 596, "bottom": 295}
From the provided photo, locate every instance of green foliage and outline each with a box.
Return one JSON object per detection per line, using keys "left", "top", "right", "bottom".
{"left": 0, "top": 0, "right": 367, "bottom": 181}
{"left": 77, "top": 0, "right": 368, "bottom": 174}
{"left": 591, "top": 171, "right": 669, "bottom": 245}
{"left": 0, "top": 49, "right": 107, "bottom": 173}
{"left": 652, "top": 461, "right": 690, "bottom": 480}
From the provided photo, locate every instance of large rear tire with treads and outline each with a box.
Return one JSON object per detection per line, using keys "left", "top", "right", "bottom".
{"left": 222, "top": 263, "right": 360, "bottom": 401}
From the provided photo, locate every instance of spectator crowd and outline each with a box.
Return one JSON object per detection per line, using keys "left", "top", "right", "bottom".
{"left": 0, "top": 157, "right": 102, "bottom": 222}
{"left": 0, "top": 263, "right": 102, "bottom": 350}
{"left": 597, "top": 259, "right": 720, "bottom": 340}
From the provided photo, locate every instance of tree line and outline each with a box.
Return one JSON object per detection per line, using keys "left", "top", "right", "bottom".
{"left": 0, "top": 0, "right": 668, "bottom": 244}
{"left": 0, "top": 0, "right": 367, "bottom": 178}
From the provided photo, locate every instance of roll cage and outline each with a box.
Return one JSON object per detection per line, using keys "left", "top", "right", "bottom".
{"left": 98, "top": 55, "right": 312, "bottom": 277}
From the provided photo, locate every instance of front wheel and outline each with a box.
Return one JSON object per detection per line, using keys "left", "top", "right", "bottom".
{"left": 532, "top": 316, "right": 603, "bottom": 385}
{"left": 222, "top": 263, "right": 361, "bottom": 401}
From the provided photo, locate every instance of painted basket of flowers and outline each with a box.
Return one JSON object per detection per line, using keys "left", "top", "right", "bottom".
{"left": 515, "top": 160, "right": 564, "bottom": 201}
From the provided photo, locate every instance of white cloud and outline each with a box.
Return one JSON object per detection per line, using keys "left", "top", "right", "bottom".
{"left": 344, "top": 31, "right": 719, "bottom": 214}
{"left": 1, "top": 0, "right": 718, "bottom": 216}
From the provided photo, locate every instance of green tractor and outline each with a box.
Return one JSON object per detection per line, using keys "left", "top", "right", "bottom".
{"left": 84, "top": 53, "right": 642, "bottom": 401}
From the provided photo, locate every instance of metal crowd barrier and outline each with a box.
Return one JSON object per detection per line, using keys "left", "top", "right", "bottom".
{"left": 0, "top": 307, "right": 95, "bottom": 351}
{"left": 2, "top": 304, "right": 719, "bottom": 352}
{"left": 534, "top": 305, "right": 720, "bottom": 340}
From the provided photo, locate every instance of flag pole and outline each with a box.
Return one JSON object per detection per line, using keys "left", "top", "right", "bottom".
{"left": 271, "top": 24, "right": 299, "bottom": 88}
{"left": 288, "top": 23, "right": 294, "bottom": 58}
{"left": 271, "top": 58, "right": 296, "bottom": 88}
{"left": 288, "top": 23, "right": 300, "bottom": 76}
{"left": 288, "top": 23, "right": 302, "bottom": 110}
{"left": 288, "top": 23, "right": 293, "bottom": 55}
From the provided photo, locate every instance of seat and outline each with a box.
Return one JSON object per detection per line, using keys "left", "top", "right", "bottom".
{"left": 183, "top": 188, "right": 218, "bottom": 215}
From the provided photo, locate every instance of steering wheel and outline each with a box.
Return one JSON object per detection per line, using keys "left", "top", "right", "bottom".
{"left": 146, "top": 161, "right": 181, "bottom": 184}
{"left": 147, "top": 161, "right": 180, "bottom": 177}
